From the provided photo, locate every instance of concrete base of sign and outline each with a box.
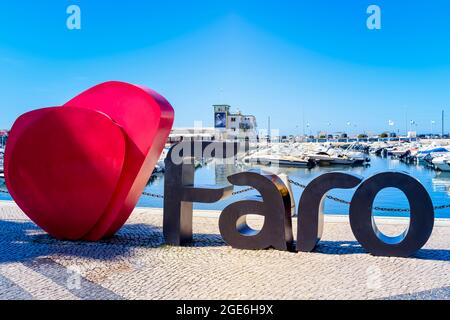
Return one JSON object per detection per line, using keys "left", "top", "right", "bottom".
{"left": 0, "top": 201, "right": 449, "bottom": 300}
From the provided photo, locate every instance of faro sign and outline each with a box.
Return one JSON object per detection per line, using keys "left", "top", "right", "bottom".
{"left": 4, "top": 82, "right": 435, "bottom": 258}
{"left": 163, "top": 141, "right": 434, "bottom": 258}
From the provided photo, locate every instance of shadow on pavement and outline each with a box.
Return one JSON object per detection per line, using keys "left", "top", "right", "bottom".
{"left": 0, "top": 219, "right": 227, "bottom": 265}
{"left": 0, "top": 220, "right": 448, "bottom": 263}
{"left": 315, "top": 240, "right": 450, "bottom": 262}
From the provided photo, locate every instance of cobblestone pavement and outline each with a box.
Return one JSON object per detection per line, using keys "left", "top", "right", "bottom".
{"left": 0, "top": 201, "right": 449, "bottom": 300}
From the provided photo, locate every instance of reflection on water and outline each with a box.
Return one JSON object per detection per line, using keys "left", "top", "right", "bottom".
{"left": 1, "top": 155, "right": 450, "bottom": 218}
{"left": 138, "top": 155, "right": 450, "bottom": 218}
{"left": 432, "top": 172, "right": 450, "bottom": 196}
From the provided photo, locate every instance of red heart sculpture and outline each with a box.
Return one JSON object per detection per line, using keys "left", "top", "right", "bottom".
{"left": 5, "top": 81, "right": 174, "bottom": 241}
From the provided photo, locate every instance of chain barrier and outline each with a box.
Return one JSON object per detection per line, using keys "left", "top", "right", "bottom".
{"left": 288, "top": 179, "right": 353, "bottom": 205}
{"left": 287, "top": 178, "right": 450, "bottom": 212}
{"left": 287, "top": 178, "right": 416, "bottom": 212}
{"left": 2, "top": 176, "right": 450, "bottom": 212}
{"left": 231, "top": 187, "right": 254, "bottom": 196}
{"left": 141, "top": 191, "right": 164, "bottom": 199}
{"left": 142, "top": 187, "right": 255, "bottom": 199}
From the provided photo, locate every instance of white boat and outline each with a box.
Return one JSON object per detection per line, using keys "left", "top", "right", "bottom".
{"left": 390, "top": 148, "right": 410, "bottom": 158}
{"left": 307, "top": 151, "right": 360, "bottom": 166}
{"left": 243, "top": 142, "right": 371, "bottom": 167}
{"left": 432, "top": 155, "right": 450, "bottom": 172}
{"left": 334, "top": 150, "right": 370, "bottom": 164}
{"left": 422, "top": 150, "right": 449, "bottom": 164}
{"left": 415, "top": 145, "right": 449, "bottom": 161}
{"left": 244, "top": 153, "right": 315, "bottom": 168}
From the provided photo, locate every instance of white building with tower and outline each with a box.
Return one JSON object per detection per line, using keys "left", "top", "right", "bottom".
{"left": 168, "top": 105, "right": 257, "bottom": 142}
{"left": 213, "top": 105, "right": 257, "bottom": 140}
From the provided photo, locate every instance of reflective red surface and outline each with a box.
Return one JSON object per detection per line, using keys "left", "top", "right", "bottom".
{"left": 5, "top": 81, "right": 174, "bottom": 241}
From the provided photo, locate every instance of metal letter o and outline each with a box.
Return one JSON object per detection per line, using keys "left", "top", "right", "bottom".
{"left": 349, "top": 172, "right": 434, "bottom": 257}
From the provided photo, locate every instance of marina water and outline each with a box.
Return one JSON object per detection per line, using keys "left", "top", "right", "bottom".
{"left": 1, "top": 154, "right": 450, "bottom": 218}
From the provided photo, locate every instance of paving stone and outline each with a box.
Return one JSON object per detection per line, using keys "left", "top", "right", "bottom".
{"left": 0, "top": 202, "right": 448, "bottom": 300}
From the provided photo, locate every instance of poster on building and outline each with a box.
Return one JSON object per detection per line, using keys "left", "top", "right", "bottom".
{"left": 214, "top": 112, "right": 227, "bottom": 128}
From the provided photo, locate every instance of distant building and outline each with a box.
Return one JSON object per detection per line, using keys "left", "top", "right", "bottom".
{"left": 213, "top": 105, "right": 257, "bottom": 139}
{"left": 168, "top": 105, "right": 257, "bottom": 143}
{"left": 407, "top": 131, "right": 417, "bottom": 138}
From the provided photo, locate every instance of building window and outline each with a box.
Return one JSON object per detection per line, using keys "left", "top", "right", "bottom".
{"left": 231, "top": 117, "right": 236, "bottom": 122}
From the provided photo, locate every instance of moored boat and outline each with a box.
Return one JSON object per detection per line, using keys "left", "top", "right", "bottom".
{"left": 244, "top": 154, "right": 315, "bottom": 168}
{"left": 415, "top": 146, "right": 449, "bottom": 161}
{"left": 307, "top": 151, "right": 362, "bottom": 166}
{"left": 432, "top": 155, "right": 450, "bottom": 172}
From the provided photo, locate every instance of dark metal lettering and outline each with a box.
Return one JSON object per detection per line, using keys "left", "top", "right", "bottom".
{"left": 297, "top": 172, "right": 363, "bottom": 252}
{"left": 349, "top": 172, "right": 434, "bottom": 257}
{"left": 219, "top": 169, "right": 294, "bottom": 251}
{"left": 163, "top": 141, "right": 238, "bottom": 245}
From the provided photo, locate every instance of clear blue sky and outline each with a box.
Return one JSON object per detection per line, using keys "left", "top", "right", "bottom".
{"left": 1, "top": 0, "right": 450, "bottom": 135}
